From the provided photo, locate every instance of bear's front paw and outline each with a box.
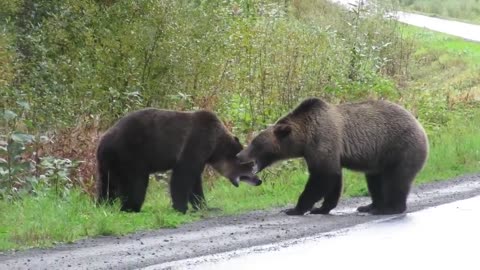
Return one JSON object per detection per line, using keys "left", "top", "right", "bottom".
{"left": 284, "top": 208, "right": 306, "bottom": 216}
{"left": 357, "top": 203, "right": 373, "bottom": 213}
{"left": 310, "top": 207, "right": 331, "bottom": 215}
{"left": 173, "top": 204, "right": 188, "bottom": 214}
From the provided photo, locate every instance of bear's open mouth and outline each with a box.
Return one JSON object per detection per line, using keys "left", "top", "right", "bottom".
{"left": 249, "top": 160, "right": 264, "bottom": 174}
{"left": 240, "top": 175, "right": 262, "bottom": 186}
{"left": 238, "top": 159, "right": 261, "bottom": 174}
{"left": 239, "top": 159, "right": 254, "bottom": 165}
{"left": 231, "top": 175, "right": 262, "bottom": 187}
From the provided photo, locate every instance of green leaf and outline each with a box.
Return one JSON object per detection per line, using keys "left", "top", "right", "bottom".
{"left": 17, "top": 161, "right": 33, "bottom": 170}
{"left": 3, "top": 110, "right": 17, "bottom": 121}
{"left": 23, "top": 119, "right": 35, "bottom": 129}
{"left": 11, "top": 133, "right": 35, "bottom": 144}
{"left": 16, "top": 101, "right": 31, "bottom": 110}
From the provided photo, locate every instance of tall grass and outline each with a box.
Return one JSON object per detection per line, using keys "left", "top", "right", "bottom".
{"left": 416, "top": 109, "right": 480, "bottom": 183}
{"left": 399, "top": 25, "right": 480, "bottom": 115}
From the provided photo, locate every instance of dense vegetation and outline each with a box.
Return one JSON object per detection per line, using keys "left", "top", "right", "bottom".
{"left": 399, "top": 0, "right": 480, "bottom": 24}
{"left": 1, "top": 0, "right": 479, "bottom": 250}
{"left": 1, "top": 0, "right": 407, "bottom": 198}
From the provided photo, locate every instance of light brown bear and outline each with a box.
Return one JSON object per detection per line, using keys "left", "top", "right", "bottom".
{"left": 237, "top": 98, "right": 428, "bottom": 215}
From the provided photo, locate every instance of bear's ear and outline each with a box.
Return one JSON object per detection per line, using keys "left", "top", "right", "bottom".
{"left": 274, "top": 124, "right": 292, "bottom": 139}
{"left": 234, "top": 136, "right": 240, "bottom": 143}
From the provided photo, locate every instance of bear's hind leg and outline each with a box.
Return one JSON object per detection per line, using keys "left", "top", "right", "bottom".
{"left": 370, "top": 166, "right": 415, "bottom": 215}
{"left": 119, "top": 172, "right": 149, "bottom": 212}
{"left": 189, "top": 176, "right": 206, "bottom": 210}
{"left": 97, "top": 170, "right": 119, "bottom": 204}
{"left": 357, "top": 173, "right": 384, "bottom": 213}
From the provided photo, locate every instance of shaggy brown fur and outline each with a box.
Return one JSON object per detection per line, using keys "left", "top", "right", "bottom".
{"left": 237, "top": 98, "right": 428, "bottom": 215}
{"left": 96, "top": 109, "right": 261, "bottom": 213}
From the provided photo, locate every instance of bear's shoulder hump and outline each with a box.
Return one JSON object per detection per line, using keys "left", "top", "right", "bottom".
{"left": 292, "top": 98, "right": 327, "bottom": 116}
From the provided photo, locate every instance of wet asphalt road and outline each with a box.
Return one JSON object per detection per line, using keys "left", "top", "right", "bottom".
{"left": 172, "top": 193, "right": 480, "bottom": 270}
{"left": 1, "top": 174, "right": 480, "bottom": 270}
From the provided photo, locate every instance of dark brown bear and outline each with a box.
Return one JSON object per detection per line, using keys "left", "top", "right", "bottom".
{"left": 237, "top": 98, "right": 428, "bottom": 215}
{"left": 96, "top": 108, "right": 261, "bottom": 213}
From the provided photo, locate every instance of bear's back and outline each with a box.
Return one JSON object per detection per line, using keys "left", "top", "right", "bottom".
{"left": 337, "top": 100, "right": 427, "bottom": 172}
{"left": 98, "top": 109, "right": 196, "bottom": 171}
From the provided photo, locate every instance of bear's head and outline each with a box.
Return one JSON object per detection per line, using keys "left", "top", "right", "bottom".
{"left": 210, "top": 135, "right": 262, "bottom": 187}
{"left": 236, "top": 121, "right": 302, "bottom": 173}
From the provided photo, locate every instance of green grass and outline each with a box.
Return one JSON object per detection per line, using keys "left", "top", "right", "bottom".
{"left": 406, "top": 26, "right": 480, "bottom": 61}
{"left": 417, "top": 109, "right": 480, "bottom": 183}
{"left": 0, "top": 184, "right": 195, "bottom": 251}
{"left": 400, "top": 0, "right": 480, "bottom": 24}
{"left": 396, "top": 26, "right": 480, "bottom": 129}
{"left": 401, "top": 25, "right": 480, "bottom": 90}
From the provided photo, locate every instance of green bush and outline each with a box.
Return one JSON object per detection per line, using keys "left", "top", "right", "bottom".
{"left": 1, "top": 105, "right": 79, "bottom": 199}
{"left": 2, "top": 0, "right": 409, "bottom": 132}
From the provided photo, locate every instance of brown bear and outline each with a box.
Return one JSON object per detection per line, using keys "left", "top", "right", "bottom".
{"left": 96, "top": 108, "right": 261, "bottom": 213}
{"left": 237, "top": 98, "right": 428, "bottom": 215}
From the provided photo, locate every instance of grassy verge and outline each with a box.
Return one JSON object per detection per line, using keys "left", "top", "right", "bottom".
{"left": 2, "top": 23, "right": 480, "bottom": 252}
{"left": 399, "top": 0, "right": 480, "bottom": 24}
{"left": 402, "top": 25, "right": 480, "bottom": 85}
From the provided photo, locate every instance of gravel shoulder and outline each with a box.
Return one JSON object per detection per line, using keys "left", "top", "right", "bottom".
{"left": 1, "top": 173, "right": 480, "bottom": 270}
